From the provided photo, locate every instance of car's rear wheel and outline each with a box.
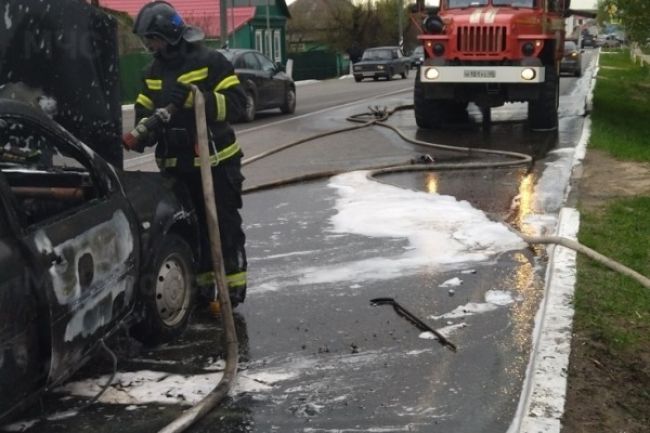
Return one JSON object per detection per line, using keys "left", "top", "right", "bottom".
{"left": 132, "top": 234, "right": 195, "bottom": 346}
{"left": 401, "top": 67, "right": 408, "bottom": 79}
{"left": 281, "top": 87, "right": 296, "bottom": 114}
{"left": 354, "top": 75, "right": 362, "bottom": 82}
{"left": 241, "top": 91, "right": 256, "bottom": 122}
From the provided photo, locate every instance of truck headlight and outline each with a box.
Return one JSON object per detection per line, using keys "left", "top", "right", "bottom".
{"left": 521, "top": 68, "right": 536, "bottom": 81}
{"left": 424, "top": 67, "right": 440, "bottom": 80}
{"left": 377, "top": 65, "right": 384, "bottom": 70}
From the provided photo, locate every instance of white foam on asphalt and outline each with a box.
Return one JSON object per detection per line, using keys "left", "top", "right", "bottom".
{"left": 295, "top": 171, "right": 526, "bottom": 285}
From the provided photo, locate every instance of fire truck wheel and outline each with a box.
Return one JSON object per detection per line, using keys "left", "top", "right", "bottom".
{"left": 528, "top": 65, "right": 559, "bottom": 131}
{"left": 414, "top": 73, "right": 443, "bottom": 129}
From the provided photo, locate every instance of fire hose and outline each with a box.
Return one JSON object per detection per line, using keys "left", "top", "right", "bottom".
{"left": 156, "top": 87, "right": 239, "bottom": 433}
{"left": 119, "top": 85, "right": 648, "bottom": 433}
{"left": 122, "top": 87, "right": 240, "bottom": 433}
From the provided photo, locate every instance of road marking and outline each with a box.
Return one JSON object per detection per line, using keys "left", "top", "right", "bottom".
{"left": 124, "top": 86, "right": 412, "bottom": 169}
{"left": 236, "top": 86, "right": 412, "bottom": 135}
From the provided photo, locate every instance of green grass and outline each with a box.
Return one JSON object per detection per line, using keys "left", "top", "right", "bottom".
{"left": 590, "top": 51, "right": 650, "bottom": 161}
{"left": 575, "top": 197, "right": 650, "bottom": 350}
{"left": 574, "top": 50, "right": 650, "bottom": 353}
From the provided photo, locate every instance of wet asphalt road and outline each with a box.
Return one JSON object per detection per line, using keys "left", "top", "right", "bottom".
{"left": 6, "top": 51, "right": 596, "bottom": 433}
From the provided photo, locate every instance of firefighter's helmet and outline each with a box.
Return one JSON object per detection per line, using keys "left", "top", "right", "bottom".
{"left": 133, "top": 1, "right": 204, "bottom": 45}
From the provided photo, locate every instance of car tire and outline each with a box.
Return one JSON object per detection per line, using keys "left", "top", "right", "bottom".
{"left": 414, "top": 71, "right": 443, "bottom": 129}
{"left": 354, "top": 75, "right": 362, "bottom": 82}
{"left": 401, "top": 67, "right": 408, "bottom": 79}
{"left": 241, "top": 91, "right": 256, "bottom": 122}
{"left": 132, "top": 234, "right": 195, "bottom": 346}
{"left": 373, "top": 76, "right": 379, "bottom": 81}
{"left": 386, "top": 69, "right": 393, "bottom": 81}
{"left": 281, "top": 87, "right": 296, "bottom": 114}
{"left": 528, "top": 65, "right": 559, "bottom": 131}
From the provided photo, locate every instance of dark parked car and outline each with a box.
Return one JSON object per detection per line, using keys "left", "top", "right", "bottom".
{"left": 217, "top": 49, "right": 296, "bottom": 122}
{"left": 560, "top": 40, "right": 583, "bottom": 77}
{"left": 409, "top": 46, "right": 425, "bottom": 69}
{"left": 353, "top": 46, "right": 411, "bottom": 82}
{"left": 0, "top": 98, "right": 201, "bottom": 422}
{"left": 581, "top": 32, "right": 595, "bottom": 48}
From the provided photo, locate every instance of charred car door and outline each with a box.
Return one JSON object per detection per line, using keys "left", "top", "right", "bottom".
{"left": 0, "top": 107, "right": 140, "bottom": 386}
{"left": 0, "top": 182, "right": 47, "bottom": 419}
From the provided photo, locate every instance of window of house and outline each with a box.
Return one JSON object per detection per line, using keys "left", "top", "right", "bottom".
{"left": 273, "top": 30, "right": 282, "bottom": 63}
{"left": 255, "top": 30, "right": 264, "bottom": 53}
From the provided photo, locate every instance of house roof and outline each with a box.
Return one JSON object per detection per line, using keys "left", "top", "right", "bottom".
{"left": 99, "top": 0, "right": 257, "bottom": 38}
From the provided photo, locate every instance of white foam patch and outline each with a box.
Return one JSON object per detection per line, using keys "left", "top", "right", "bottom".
{"left": 485, "top": 290, "right": 515, "bottom": 306}
{"left": 296, "top": 172, "right": 526, "bottom": 284}
{"left": 430, "top": 302, "right": 499, "bottom": 320}
{"left": 57, "top": 368, "right": 301, "bottom": 406}
{"left": 439, "top": 277, "right": 462, "bottom": 287}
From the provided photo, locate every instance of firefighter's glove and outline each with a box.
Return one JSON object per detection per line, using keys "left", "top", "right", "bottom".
{"left": 164, "top": 82, "right": 193, "bottom": 109}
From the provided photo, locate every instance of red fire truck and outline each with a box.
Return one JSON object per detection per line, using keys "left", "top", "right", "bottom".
{"left": 412, "top": 0, "right": 571, "bottom": 131}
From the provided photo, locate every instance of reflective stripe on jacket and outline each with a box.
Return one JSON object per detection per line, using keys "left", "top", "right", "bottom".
{"left": 134, "top": 43, "right": 246, "bottom": 171}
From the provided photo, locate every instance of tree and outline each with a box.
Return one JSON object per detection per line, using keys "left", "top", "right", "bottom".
{"left": 597, "top": 0, "right": 650, "bottom": 42}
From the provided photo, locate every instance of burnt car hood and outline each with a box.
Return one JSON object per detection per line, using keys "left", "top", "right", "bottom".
{"left": 0, "top": 0, "right": 122, "bottom": 168}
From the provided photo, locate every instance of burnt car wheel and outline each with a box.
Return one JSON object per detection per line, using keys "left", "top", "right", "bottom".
{"left": 241, "top": 91, "right": 256, "bottom": 122}
{"left": 281, "top": 87, "right": 296, "bottom": 114}
{"left": 132, "top": 234, "right": 195, "bottom": 345}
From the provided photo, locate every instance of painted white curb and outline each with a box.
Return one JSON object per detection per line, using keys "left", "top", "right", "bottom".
{"left": 520, "top": 207, "right": 580, "bottom": 433}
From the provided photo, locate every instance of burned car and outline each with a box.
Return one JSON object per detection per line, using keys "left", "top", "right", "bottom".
{"left": 0, "top": 99, "right": 201, "bottom": 421}
{"left": 353, "top": 46, "right": 411, "bottom": 82}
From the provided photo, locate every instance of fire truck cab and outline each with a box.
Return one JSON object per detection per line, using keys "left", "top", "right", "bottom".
{"left": 413, "top": 0, "right": 571, "bottom": 131}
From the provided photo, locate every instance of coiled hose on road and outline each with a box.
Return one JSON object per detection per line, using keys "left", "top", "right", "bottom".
{"left": 160, "top": 101, "right": 650, "bottom": 433}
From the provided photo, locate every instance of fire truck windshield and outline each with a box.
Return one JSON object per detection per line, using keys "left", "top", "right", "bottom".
{"left": 446, "top": 0, "right": 535, "bottom": 7}
{"left": 493, "top": 0, "right": 535, "bottom": 7}
{"left": 447, "top": 0, "right": 488, "bottom": 7}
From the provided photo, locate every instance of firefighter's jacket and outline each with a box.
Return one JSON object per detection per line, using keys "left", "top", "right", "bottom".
{"left": 134, "top": 43, "right": 245, "bottom": 171}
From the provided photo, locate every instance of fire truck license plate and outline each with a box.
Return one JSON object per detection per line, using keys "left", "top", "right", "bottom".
{"left": 464, "top": 69, "right": 496, "bottom": 79}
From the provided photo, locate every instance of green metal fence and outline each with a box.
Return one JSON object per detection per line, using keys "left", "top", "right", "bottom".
{"left": 289, "top": 50, "right": 349, "bottom": 81}
{"left": 119, "top": 51, "right": 152, "bottom": 103}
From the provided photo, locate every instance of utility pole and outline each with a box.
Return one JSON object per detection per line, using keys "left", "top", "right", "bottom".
{"left": 265, "top": 0, "right": 271, "bottom": 57}
{"left": 220, "top": 0, "right": 228, "bottom": 48}
{"left": 398, "top": 0, "right": 404, "bottom": 51}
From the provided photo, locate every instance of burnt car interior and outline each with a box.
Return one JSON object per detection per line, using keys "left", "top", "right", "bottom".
{"left": 0, "top": 118, "right": 101, "bottom": 227}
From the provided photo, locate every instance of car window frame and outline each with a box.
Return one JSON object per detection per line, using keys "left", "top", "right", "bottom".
{"left": 0, "top": 114, "right": 109, "bottom": 230}
{"left": 255, "top": 52, "right": 276, "bottom": 73}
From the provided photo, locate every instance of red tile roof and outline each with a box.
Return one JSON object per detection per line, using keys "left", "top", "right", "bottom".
{"left": 99, "top": 0, "right": 256, "bottom": 38}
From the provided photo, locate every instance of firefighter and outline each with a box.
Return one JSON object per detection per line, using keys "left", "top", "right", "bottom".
{"left": 132, "top": 1, "right": 248, "bottom": 306}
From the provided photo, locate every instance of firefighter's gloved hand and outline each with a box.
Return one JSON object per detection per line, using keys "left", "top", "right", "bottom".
{"left": 164, "top": 82, "right": 192, "bottom": 109}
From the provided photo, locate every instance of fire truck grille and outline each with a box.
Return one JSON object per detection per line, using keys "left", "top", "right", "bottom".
{"left": 457, "top": 26, "right": 507, "bottom": 55}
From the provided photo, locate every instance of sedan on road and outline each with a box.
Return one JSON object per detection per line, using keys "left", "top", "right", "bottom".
{"left": 218, "top": 49, "right": 296, "bottom": 122}
{"left": 353, "top": 46, "right": 411, "bottom": 82}
{"left": 560, "top": 40, "right": 583, "bottom": 77}
{"left": 0, "top": 98, "right": 200, "bottom": 422}
{"left": 409, "top": 46, "right": 425, "bottom": 69}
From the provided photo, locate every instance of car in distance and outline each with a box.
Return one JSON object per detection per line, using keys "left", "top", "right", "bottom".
{"left": 409, "top": 46, "right": 425, "bottom": 69}
{"left": 560, "top": 40, "right": 583, "bottom": 77}
{"left": 581, "top": 32, "right": 596, "bottom": 48}
{"left": 0, "top": 98, "right": 201, "bottom": 422}
{"left": 217, "top": 48, "right": 296, "bottom": 122}
{"left": 353, "top": 46, "right": 411, "bottom": 82}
